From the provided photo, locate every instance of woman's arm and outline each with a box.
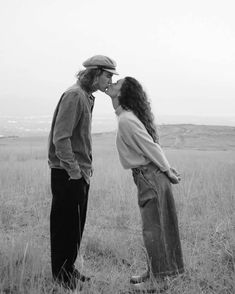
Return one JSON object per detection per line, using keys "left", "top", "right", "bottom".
{"left": 120, "top": 115, "right": 181, "bottom": 184}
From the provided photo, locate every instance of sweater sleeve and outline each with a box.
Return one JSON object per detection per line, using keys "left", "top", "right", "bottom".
{"left": 119, "top": 115, "right": 171, "bottom": 172}
{"left": 53, "top": 92, "right": 82, "bottom": 178}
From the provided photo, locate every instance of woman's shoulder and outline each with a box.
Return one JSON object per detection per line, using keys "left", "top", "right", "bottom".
{"left": 120, "top": 109, "right": 136, "bottom": 119}
{"left": 119, "top": 110, "right": 134, "bottom": 122}
{"left": 119, "top": 110, "right": 141, "bottom": 128}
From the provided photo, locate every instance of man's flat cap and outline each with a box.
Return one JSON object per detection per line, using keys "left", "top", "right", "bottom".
{"left": 83, "top": 55, "right": 118, "bottom": 75}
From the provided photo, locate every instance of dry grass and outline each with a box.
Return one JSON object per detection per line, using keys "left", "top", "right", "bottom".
{"left": 0, "top": 134, "right": 234, "bottom": 293}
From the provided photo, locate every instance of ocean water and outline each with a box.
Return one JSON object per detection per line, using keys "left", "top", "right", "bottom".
{"left": 0, "top": 115, "right": 117, "bottom": 137}
{"left": 0, "top": 114, "right": 234, "bottom": 137}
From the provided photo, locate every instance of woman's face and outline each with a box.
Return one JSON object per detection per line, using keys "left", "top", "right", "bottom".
{"left": 105, "top": 79, "right": 124, "bottom": 98}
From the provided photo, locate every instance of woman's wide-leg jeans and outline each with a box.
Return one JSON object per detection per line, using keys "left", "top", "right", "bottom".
{"left": 132, "top": 163, "right": 184, "bottom": 278}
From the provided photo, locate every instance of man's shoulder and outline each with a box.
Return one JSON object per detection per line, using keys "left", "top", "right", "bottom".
{"left": 62, "top": 84, "right": 87, "bottom": 104}
{"left": 65, "top": 83, "right": 85, "bottom": 96}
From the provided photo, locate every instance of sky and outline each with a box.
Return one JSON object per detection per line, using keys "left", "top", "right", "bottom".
{"left": 0, "top": 0, "right": 235, "bottom": 125}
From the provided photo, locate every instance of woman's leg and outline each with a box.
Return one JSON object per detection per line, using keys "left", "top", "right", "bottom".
{"left": 136, "top": 169, "right": 184, "bottom": 278}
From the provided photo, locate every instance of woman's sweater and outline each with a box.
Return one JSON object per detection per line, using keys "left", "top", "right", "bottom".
{"left": 115, "top": 106, "right": 171, "bottom": 172}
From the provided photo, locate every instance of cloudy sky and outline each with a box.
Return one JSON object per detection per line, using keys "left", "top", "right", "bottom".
{"left": 0, "top": 0, "right": 235, "bottom": 125}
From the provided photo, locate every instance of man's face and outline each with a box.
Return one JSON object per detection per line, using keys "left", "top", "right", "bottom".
{"left": 97, "top": 71, "right": 113, "bottom": 92}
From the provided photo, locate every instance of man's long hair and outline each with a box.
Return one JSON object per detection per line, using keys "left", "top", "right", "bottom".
{"left": 76, "top": 68, "right": 103, "bottom": 93}
{"left": 119, "top": 77, "right": 159, "bottom": 143}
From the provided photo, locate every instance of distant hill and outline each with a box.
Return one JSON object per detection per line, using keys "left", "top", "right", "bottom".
{"left": 158, "top": 124, "right": 235, "bottom": 150}
{"left": 93, "top": 124, "right": 235, "bottom": 151}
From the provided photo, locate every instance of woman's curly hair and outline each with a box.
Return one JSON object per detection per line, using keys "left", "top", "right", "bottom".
{"left": 119, "top": 77, "right": 159, "bottom": 143}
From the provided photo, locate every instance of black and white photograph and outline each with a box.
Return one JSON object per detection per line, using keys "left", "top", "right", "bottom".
{"left": 0, "top": 0, "right": 234, "bottom": 293}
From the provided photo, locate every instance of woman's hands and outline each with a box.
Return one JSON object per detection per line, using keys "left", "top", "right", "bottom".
{"left": 165, "top": 167, "right": 181, "bottom": 184}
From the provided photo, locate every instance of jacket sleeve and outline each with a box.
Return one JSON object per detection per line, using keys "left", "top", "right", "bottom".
{"left": 53, "top": 92, "right": 82, "bottom": 178}
{"left": 119, "top": 116, "right": 171, "bottom": 172}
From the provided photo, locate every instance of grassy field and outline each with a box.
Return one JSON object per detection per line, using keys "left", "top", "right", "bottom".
{"left": 0, "top": 132, "right": 234, "bottom": 293}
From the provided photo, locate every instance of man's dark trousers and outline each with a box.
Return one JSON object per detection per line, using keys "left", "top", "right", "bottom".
{"left": 50, "top": 168, "right": 89, "bottom": 285}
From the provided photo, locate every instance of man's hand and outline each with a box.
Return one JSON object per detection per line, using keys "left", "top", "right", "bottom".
{"left": 69, "top": 171, "right": 83, "bottom": 180}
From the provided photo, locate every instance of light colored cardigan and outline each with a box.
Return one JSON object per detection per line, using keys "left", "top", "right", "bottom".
{"left": 115, "top": 106, "right": 171, "bottom": 172}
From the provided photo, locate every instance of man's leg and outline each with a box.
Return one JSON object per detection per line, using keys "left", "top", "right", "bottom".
{"left": 50, "top": 169, "right": 89, "bottom": 286}
{"left": 68, "top": 177, "right": 89, "bottom": 270}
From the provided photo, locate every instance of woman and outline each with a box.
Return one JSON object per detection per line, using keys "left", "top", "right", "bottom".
{"left": 105, "top": 77, "right": 184, "bottom": 288}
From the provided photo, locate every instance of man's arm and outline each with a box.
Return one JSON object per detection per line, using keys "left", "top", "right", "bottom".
{"left": 53, "top": 92, "right": 82, "bottom": 179}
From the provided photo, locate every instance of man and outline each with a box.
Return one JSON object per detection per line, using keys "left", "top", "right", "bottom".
{"left": 48, "top": 55, "right": 118, "bottom": 289}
